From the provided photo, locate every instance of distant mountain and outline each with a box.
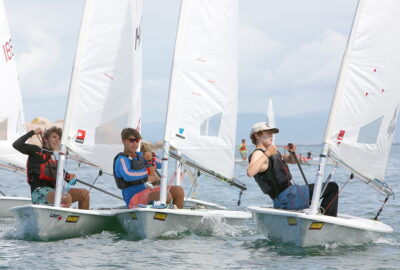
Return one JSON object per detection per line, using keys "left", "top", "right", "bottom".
{"left": 142, "top": 111, "right": 400, "bottom": 145}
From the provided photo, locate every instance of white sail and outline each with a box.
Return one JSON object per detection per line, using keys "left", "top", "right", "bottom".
{"left": 0, "top": 0, "right": 26, "bottom": 169}
{"left": 165, "top": 0, "right": 238, "bottom": 178}
{"left": 63, "top": 0, "right": 143, "bottom": 175}
{"left": 324, "top": 0, "right": 400, "bottom": 188}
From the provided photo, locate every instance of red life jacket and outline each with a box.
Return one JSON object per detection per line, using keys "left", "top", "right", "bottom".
{"left": 239, "top": 143, "right": 247, "bottom": 151}
{"left": 27, "top": 152, "right": 58, "bottom": 183}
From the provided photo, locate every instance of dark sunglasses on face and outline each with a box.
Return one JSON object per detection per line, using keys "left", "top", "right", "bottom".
{"left": 127, "top": 138, "right": 140, "bottom": 143}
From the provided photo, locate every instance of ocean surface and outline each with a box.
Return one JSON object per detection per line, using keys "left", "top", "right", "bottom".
{"left": 0, "top": 145, "right": 399, "bottom": 269}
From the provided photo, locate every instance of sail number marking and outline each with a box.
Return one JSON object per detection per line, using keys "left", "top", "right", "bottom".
{"left": 153, "top": 212, "right": 167, "bottom": 221}
{"left": 2, "top": 39, "right": 13, "bottom": 62}
{"left": 66, "top": 215, "right": 80, "bottom": 223}
{"left": 287, "top": 217, "right": 297, "bottom": 226}
{"left": 309, "top": 222, "right": 325, "bottom": 230}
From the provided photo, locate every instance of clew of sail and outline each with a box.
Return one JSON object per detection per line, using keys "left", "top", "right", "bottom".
{"left": 63, "top": 0, "right": 143, "bottom": 175}
{"left": 324, "top": 0, "right": 400, "bottom": 196}
{"left": 0, "top": 0, "right": 26, "bottom": 170}
{"left": 165, "top": 0, "right": 238, "bottom": 179}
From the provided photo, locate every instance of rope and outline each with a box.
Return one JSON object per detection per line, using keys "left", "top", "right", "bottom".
{"left": 324, "top": 173, "right": 353, "bottom": 213}
{"left": 374, "top": 197, "right": 389, "bottom": 220}
{"left": 185, "top": 169, "right": 200, "bottom": 201}
{"left": 83, "top": 170, "right": 103, "bottom": 202}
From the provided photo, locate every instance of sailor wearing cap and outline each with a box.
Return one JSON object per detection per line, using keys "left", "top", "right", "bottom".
{"left": 246, "top": 122, "right": 338, "bottom": 216}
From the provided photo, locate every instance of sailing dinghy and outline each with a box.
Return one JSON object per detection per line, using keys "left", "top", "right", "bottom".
{"left": 114, "top": 0, "right": 251, "bottom": 239}
{"left": 249, "top": 0, "right": 397, "bottom": 247}
{"left": 11, "top": 0, "right": 143, "bottom": 240}
{"left": 0, "top": 0, "right": 31, "bottom": 218}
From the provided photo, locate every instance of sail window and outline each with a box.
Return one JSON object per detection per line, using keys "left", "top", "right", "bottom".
{"left": 95, "top": 113, "right": 129, "bottom": 144}
{"left": 200, "top": 112, "right": 222, "bottom": 137}
{"left": 0, "top": 118, "right": 7, "bottom": 140}
{"left": 357, "top": 116, "right": 383, "bottom": 144}
{"left": 387, "top": 106, "right": 398, "bottom": 137}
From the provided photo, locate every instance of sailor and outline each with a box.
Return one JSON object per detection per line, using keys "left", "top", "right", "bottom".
{"left": 13, "top": 127, "right": 90, "bottom": 209}
{"left": 113, "top": 128, "right": 184, "bottom": 208}
{"left": 246, "top": 122, "right": 338, "bottom": 216}
{"left": 238, "top": 139, "right": 247, "bottom": 160}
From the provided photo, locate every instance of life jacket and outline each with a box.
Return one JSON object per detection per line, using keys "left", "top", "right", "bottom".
{"left": 113, "top": 153, "right": 148, "bottom": 189}
{"left": 27, "top": 151, "right": 58, "bottom": 183}
{"left": 249, "top": 149, "right": 291, "bottom": 199}
{"left": 239, "top": 143, "right": 247, "bottom": 152}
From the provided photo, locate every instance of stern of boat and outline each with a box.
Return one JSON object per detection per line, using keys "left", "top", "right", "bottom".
{"left": 10, "top": 204, "right": 117, "bottom": 240}
{"left": 248, "top": 206, "right": 393, "bottom": 247}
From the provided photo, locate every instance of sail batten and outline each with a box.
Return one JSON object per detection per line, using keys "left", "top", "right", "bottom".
{"left": 324, "top": 0, "right": 400, "bottom": 185}
{"left": 164, "top": 0, "right": 238, "bottom": 179}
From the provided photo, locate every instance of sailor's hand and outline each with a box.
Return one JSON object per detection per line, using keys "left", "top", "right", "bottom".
{"left": 34, "top": 128, "right": 43, "bottom": 136}
{"left": 266, "top": 145, "right": 277, "bottom": 157}
{"left": 148, "top": 175, "right": 160, "bottom": 185}
{"left": 143, "top": 152, "right": 152, "bottom": 161}
{"left": 66, "top": 174, "right": 76, "bottom": 182}
{"left": 288, "top": 143, "right": 297, "bottom": 152}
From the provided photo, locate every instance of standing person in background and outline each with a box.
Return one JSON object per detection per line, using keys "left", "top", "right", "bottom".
{"left": 13, "top": 127, "right": 90, "bottom": 209}
{"left": 239, "top": 139, "right": 247, "bottom": 161}
{"left": 113, "top": 128, "right": 184, "bottom": 209}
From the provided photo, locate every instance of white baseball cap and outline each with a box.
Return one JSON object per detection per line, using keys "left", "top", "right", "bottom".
{"left": 250, "top": 122, "right": 279, "bottom": 137}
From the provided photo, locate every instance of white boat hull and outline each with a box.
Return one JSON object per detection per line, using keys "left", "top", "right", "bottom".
{"left": 10, "top": 204, "right": 117, "bottom": 240}
{"left": 0, "top": 197, "right": 31, "bottom": 218}
{"left": 248, "top": 206, "right": 393, "bottom": 247}
{"left": 115, "top": 208, "right": 251, "bottom": 239}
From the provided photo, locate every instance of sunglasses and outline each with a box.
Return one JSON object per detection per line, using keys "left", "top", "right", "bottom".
{"left": 127, "top": 138, "right": 140, "bottom": 143}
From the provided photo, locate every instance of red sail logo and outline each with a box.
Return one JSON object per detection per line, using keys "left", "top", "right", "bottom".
{"left": 76, "top": 130, "right": 86, "bottom": 144}
{"left": 337, "top": 130, "right": 345, "bottom": 144}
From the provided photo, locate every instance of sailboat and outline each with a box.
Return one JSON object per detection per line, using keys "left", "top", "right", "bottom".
{"left": 10, "top": 0, "right": 143, "bottom": 240}
{"left": 0, "top": 0, "right": 31, "bottom": 218}
{"left": 114, "top": 0, "right": 251, "bottom": 239}
{"left": 248, "top": 0, "right": 397, "bottom": 247}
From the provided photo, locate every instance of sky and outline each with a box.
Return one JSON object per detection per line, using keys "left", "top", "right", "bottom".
{"left": 4, "top": 0, "right": 358, "bottom": 124}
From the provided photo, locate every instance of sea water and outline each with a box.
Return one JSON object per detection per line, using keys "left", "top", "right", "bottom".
{"left": 0, "top": 145, "right": 399, "bottom": 269}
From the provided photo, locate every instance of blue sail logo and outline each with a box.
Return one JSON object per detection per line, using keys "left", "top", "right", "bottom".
{"left": 176, "top": 128, "right": 185, "bottom": 139}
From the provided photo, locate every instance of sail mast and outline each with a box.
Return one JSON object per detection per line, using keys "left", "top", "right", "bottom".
{"left": 310, "top": 0, "right": 364, "bottom": 214}
{"left": 54, "top": 0, "right": 92, "bottom": 207}
{"left": 267, "top": 98, "right": 275, "bottom": 144}
{"left": 160, "top": 0, "right": 186, "bottom": 204}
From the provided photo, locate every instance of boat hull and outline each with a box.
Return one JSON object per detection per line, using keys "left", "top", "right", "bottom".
{"left": 248, "top": 206, "right": 393, "bottom": 247}
{"left": 10, "top": 204, "right": 118, "bottom": 240}
{"left": 115, "top": 208, "right": 251, "bottom": 239}
{"left": 0, "top": 197, "right": 31, "bottom": 218}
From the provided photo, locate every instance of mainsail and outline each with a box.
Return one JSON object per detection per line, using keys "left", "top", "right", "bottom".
{"left": 324, "top": 0, "right": 400, "bottom": 195}
{"left": 62, "top": 0, "right": 143, "bottom": 175}
{"left": 0, "top": 0, "right": 26, "bottom": 170}
{"left": 164, "top": 0, "right": 238, "bottom": 179}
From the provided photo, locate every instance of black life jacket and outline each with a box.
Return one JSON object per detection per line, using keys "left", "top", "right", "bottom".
{"left": 28, "top": 151, "right": 58, "bottom": 183}
{"left": 249, "top": 149, "right": 292, "bottom": 199}
{"left": 113, "top": 152, "right": 148, "bottom": 189}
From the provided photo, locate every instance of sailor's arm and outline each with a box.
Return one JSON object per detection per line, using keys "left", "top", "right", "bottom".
{"left": 12, "top": 129, "right": 41, "bottom": 155}
{"left": 247, "top": 146, "right": 277, "bottom": 177}
{"left": 114, "top": 156, "right": 148, "bottom": 182}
